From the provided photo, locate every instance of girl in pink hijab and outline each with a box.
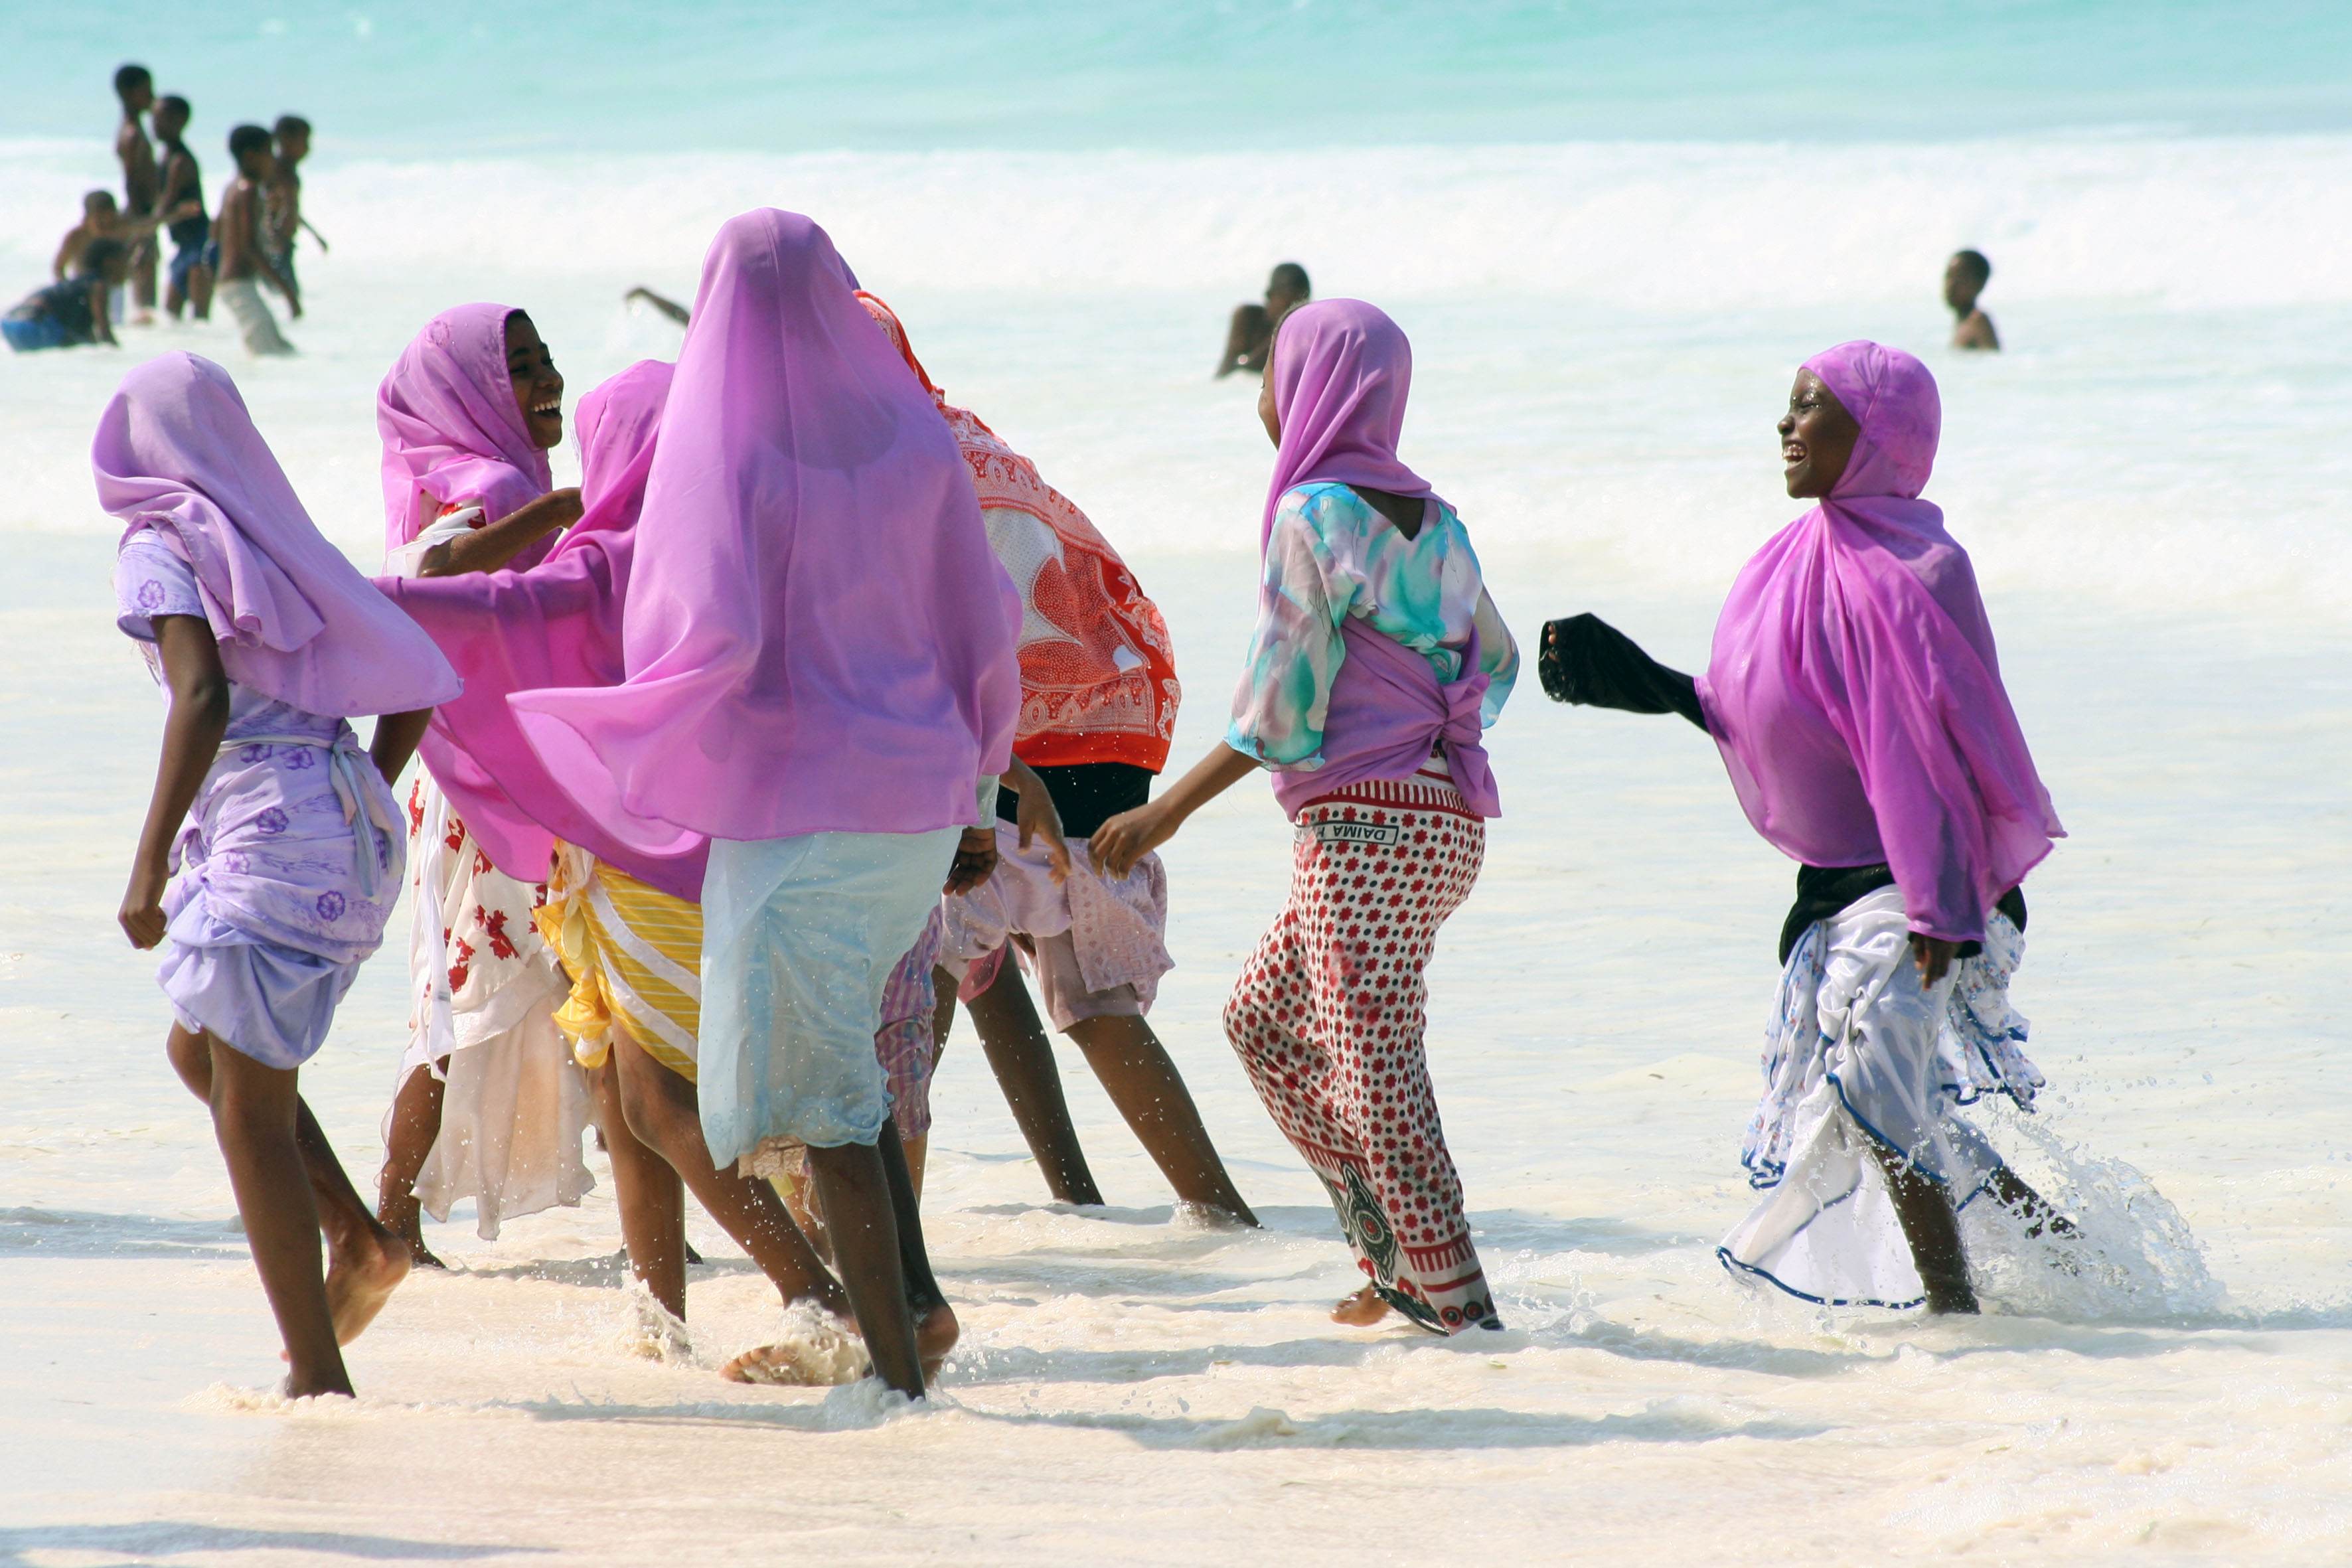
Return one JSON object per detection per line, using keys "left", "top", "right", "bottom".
{"left": 103, "top": 352, "right": 457, "bottom": 1397}
{"left": 1539, "top": 341, "right": 2072, "bottom": 1314}
{"left": 514, "top": 209, "right": 1022, "bottom": 1401}
{"left": 372, "top": 303, "right": 588, "bottom": 1267}
{"left": 1094, "top": 299, "right": 1520, "bottom": 1337}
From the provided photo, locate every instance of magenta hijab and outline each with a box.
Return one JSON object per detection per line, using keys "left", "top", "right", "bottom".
{"left": 512, "top": 209, "right": 1022, "bottom": 850}
{"left": 375, "top": 360, "right": 708, "bottom": 897}
{"left": 95, "top": 352, "right": 459, "bottom": 718}
{"left": 1261, "top": 299, "right": 1440, "bottom": 551}
{"left": 1696, "top": 341, "right": 2063, "bottom": 943}
{"left": 377, "top": 303, "right": 554, "bottom": 556}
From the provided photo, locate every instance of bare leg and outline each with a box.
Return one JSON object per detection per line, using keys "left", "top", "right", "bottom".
{"left": 1990, "top": 1166, "right": 2078, "bottom": 1239}
{"left": 171, "top": 1024, "right": 410, "bottom": 1350}
{"left": 805, "top": 1139, "right": 923, "bottom": 1399}
{"left": 590, "top": 1054, "right": 687, "bottom": 1319}
{"left": 1873, "top": 1143, "right": 1979, "bottom": 1314}
{"left": 189, "top": 263, "right": 213, "bottom": 321}
{"left": 878, "top": 1119, "right": 957, "bottom": 1376}
{"left": 901, "top": 1132, "right": 929, "bottom": 1198}
{"left": 963, "top": 959, "right": 1104, "bottom": 1206}
{"left": 376, "top": 1061, "right": 447, "bottom": 1267}
{"left": 609, "top": 1029, "right": 847, "bottom": 1318}
{"left": 1064, "top": 1014, "right": 1257, "bottom": 1225}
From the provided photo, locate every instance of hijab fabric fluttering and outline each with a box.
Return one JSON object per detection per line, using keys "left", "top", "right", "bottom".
{"left": 376, "top": 302, "right": 554, "bottom": 554}
{"left": 1696, "top": 341, "right": 2062, "bottom": 943}
{"left": 1259, "top": 298, "right": 1440, "bottom": 552}
{"left": 94, "top": 351, "right": 459, "bottom": 718}
{"left": 857, "top": 289, "right": 1180, "bottom": 771}
{"left": 511, "top": 209, "right": 1022, "bottom": 851}
{"left": 374, "top": 360, "right": 707, "bottom": 898}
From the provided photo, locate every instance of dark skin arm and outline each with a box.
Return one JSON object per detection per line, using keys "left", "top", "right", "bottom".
{"left": 370, "top": 708, "right": 433, "bottom": 785}
{"left": 120, "top": 617, "right": 230, "bottom": 949}
{"left": 414, "top": 489, "right": 584, "bottom": 577}
{"left": 1089, "top": 744, "right": 1260, "bottom": 879}
{"left": 87, "top": 277, "right": 118, "bottom": 347}
{"left": 625, "top": 287, "right": 691, "bottom": 327}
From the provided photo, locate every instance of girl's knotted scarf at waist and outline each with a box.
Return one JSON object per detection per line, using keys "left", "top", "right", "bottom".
{"left": 1270, "top": 617, "right": 1500, "bottom": 821}
{"left": 222, "top": 731, "right": 402, "bottom": 898}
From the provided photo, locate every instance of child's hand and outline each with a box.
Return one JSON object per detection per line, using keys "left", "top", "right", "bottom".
{"left": 943, "top": 826, "right": 999, "bottom": 896}
{"left": 1015, "top": 787, "right": 1071, "bottom": 885}
{"left": 119, "top": 856, "right": 171, "bottom": 949}
{"left": 1089, "top": 801, "right": 1174, "bottom": 880}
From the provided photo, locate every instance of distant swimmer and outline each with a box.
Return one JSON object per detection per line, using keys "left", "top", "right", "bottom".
{"left": 112, "top": 64, "right": 159, "bottom": 320}
{"left": 1946, "top": 249, "right": 1999, "bottom": 351}
{"left": 625, "top": 285, "right": 691, "bottom": 326}
{"left": 214, "top": 125, "right": 301, "bottom": 356}
{"left": 5, "top": 239, "right": 129, "bottom": 353}
{"left": 262, "top": 116, "right": 325, "bottom": 301}
{"left": 1215, "top": 262, "right": 1310, "bottom": 378}
{"left": 153, "top": 96, "right": 211, "bottom": 323}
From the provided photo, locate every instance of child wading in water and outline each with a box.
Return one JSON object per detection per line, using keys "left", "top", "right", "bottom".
{"left": 1095, "top": 300, "right": 1519, "bottom": 1334}
{"left": 104, "top": 353, "right": 459, "bottom": 1395}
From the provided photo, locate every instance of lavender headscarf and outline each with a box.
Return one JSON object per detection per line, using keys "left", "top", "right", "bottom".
{"left": 1695, "top": 341, "right": 2062, "bottom": 943}
{"left": 376, "top": 302, "right": 554, "bottom": 556}
{"left": 95, "top": 352, "right": 459, "bottom": 718}
{"left": 1260, "top": 299, "right": 1440, "bottom": 552}
{"left": 512, "top": 209, "right": 1022, "bottom": 849}
{"left": 376, "top": 360, "right": 708, "bottom": 898}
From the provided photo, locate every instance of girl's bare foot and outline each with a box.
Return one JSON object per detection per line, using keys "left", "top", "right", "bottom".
{"left": 376, "top": 1192, "right": 445, "bottom": 1269}
{"left": 1331, "top": 1284, "right": 1391, "bottom": 1326}
{"left": 720, "top": 1303, "right": 866, "bottom": 1385}
{"left": 324, "top": 1226, "right": 412, "bottom": 1344}
{"left": 916, "top": 1300, "right": 959, "bottom": 1381}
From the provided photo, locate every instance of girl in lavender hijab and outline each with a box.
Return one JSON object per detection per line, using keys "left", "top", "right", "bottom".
{"left": 1095, "top": 300, "right": 1519, "bottom": 1336}
{"left": 1539, "top": 341, "right": 2073, "bottom": 1313}
{"left": 104, "top": 353, "right": 459, "bottom": 1396}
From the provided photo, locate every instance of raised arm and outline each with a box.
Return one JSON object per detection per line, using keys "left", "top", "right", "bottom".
{"left": 625, "top": 287, "right": 691, "bottom": 327}
{"left": 120, "top": 615, "right": 230, "bottom": 948}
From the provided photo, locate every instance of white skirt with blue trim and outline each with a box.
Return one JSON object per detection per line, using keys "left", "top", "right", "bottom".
{"left": 1718, "top": 886, "right": 2044, "bottom": 1309}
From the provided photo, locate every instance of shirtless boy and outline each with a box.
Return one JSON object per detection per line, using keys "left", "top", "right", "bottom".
{"left": 215, "top": 125, "right": 301, "bottom": 356}
{"left": 1215, "top": 262, "right": 1310, "bottom": 378}
{"left": 263, "top": 117, "right": 317, "bottom": 299}
{"left": 1946, "top": 250, "right": 1999, "bottom": 351}
{"left": 54, "top": 191, "right": 155, "bottom": 282}
{"left": 113, "top": 65, "right": 159, "bottom": 320}
{"left": 153, "top": 96, "right": 212, "bottom": 323}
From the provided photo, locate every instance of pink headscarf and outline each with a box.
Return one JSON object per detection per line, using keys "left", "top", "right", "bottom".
{"left": 1261, "top": 299, "right": 1440, "bottom": 552}
{"left": 376, "top": 302, "right": 555, "bottom": 556}
{"left": 1696, "top": 341, "right": 2063, "bottom": 943}
{"left": 375, "top": 360, "right": 707, "bottom": 898}
{"left": 95, "top": 352, "right": 459, "bottom": 718}
{"left": 512, "top": 209, "right": 1022, "bottom": 849}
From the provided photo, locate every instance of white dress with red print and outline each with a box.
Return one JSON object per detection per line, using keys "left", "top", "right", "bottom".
{"left": 390, "top": 729, "right": 592, "bottom": 1239}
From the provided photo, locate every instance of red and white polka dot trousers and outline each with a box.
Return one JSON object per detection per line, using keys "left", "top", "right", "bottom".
{"left": 1222, "top": 771, "right": 1500, "bottom": 1334}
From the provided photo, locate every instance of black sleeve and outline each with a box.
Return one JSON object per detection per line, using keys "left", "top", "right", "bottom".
{"left": 1537, "top": 613, "right": 1707, "bottom": 732}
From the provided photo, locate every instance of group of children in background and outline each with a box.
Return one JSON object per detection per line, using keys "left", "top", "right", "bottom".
{"left": 106, "top": 191, "right": 2058, "bottom": 1402}
{"left": 7, "top": 64, "right": 311, "bottom": 356}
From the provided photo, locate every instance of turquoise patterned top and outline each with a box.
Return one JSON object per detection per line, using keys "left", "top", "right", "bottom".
{"left": 1226, "top": 482, "right": 1518, "bottom": 769}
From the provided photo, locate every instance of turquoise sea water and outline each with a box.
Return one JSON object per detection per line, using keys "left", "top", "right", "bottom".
{"left": 7, "top": 1, "right": 2351, "bottom": 153}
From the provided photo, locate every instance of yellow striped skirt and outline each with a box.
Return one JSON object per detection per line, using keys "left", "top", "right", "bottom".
{"left": 534, "top": 842, "right": 702, "bottom": 1082}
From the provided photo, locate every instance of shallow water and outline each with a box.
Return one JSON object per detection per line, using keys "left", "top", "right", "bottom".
{"left": 5, "top": 36, "right": 2352, "bottom": 1563}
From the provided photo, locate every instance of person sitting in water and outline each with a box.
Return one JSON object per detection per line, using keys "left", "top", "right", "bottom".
{"left": 1215, "top": 262, "right": 1310, "bottom": 378}
{"left": 1946, "top": 250, "right": 1999, "bottom": 351}
{"left": 54, "top": 190, "right": 154, "bottom": 282}
{"left": 6, "top": 239, "right": 129, "bottom": 353}
{"left": 1538, "top": 342, "right": 2072, "bottom": 1315}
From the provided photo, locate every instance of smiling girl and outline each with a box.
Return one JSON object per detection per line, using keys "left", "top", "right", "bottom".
{"left": 372, "top": 305, "right": 590, "bottom": 1264}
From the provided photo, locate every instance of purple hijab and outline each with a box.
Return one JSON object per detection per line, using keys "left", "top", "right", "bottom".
{"left": 512, "top": 209, "right": 1022, "bottom": 849}
{"left": 1260, "top": 299, "right": 1441, "bottom": 552}
{"left": 1259, "top": 300, "right": 1498, "bottom": 819}
{"left": 95, "top": 352, "right": 459, "bottom": 718}
{"left": 375, "top": 360, "right": 709, "bottom": 899}
{"left": 1695, "top": 341, "right": 2062, "bottom": 943}
{"left": 377, "top": 302, "right": 555, "bottom": 556}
